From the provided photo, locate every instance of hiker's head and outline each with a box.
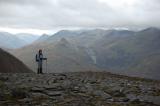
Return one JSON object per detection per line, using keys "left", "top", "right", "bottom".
{"left": 39, "top": 49, "right": 42, "bottom": 54}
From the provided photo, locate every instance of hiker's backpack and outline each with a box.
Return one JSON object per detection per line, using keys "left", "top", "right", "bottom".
{"left": 35, "top": 54, "right": 39, "bottom": 62}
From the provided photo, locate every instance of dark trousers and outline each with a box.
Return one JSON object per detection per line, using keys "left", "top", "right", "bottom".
{"left": 37, "top": 61, "right": 43, "bottom": 74}
{"left": 37, "top": 68, "right": 43, "bottom": 74}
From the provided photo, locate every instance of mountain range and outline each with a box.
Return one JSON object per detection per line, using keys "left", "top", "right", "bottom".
{"left": 15, "top": 33, "right": 39, "bottom": 45}
{"left": 10, "top": 27, "right": 160, "bottom": 80}
{"left": 91, "top": 27, "right": 160, "bottom": 79}
{"left": 0, "top": 32, "right": 39, "bottom": 49}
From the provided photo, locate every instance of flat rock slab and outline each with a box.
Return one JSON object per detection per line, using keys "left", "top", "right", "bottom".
{"left": 31, "top": 87, "right": 45, "bottom": 92}
{"left": 43, "top": 83, "right": 62, "bottom": 90}
{"left": 44, "top": 91, "right": 63, "bottom": 96}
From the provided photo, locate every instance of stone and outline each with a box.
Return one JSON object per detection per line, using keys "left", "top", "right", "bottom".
{"left": 111, "top": 90, "right": 126, "bottom": 97}
{"left": 31, "top": 87, "right": 45, "bottom": 92}
{"left": 18, "top": 98, "right": 32, "bottom": 103}
{"left": 108, "top": 98, "right": 114, "bottom": 102}
{"left": 0, "top": 94, "right": 5, "bottom": 101}
{"left": 71, "top": 86, "right": 80, "bottom": 93}
{"left": 11, "top": 88, "right": 28, "bottom": 99}
{"left": 0, "top": 76, "right": 8, "bottom": 81}
{"left": 84, "top": 83, "right": 94, "bottom": 94}
{"left": 114, "top": 97, "right": 130, "bottom": 102}
{"left": 31, "top": 92, "right": 49, "bottom": 98}
{"left": 44, "top": 83, "right": 61, "bottom": 90}
{"left": 44, "top": 91, "right": 62, "bottom": 96}
{"left": 93, "top": 90, "right": 112, "bottom": 99}
{"left": 61, "top": 80, "right": 72, "bottom": 89}
{"left": 0, "top": 72, "right": 159, "bottom": 106}
{"left": 41, "top": 102, "right": 48, "bottom": 106}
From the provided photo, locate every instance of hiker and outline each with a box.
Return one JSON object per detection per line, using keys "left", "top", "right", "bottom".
{"left": 35, "top": 49, "right": 47, "bottom": 74}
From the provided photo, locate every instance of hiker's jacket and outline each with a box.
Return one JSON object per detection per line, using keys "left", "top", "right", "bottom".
{"left": 36, "top": 53, "right": 47, "bottom": 62}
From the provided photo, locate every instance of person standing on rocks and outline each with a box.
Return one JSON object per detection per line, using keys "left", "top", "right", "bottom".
{"left": 35, "top": 49, "right": 47, "bottom": 74}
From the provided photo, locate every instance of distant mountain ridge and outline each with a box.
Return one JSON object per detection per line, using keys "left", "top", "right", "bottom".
{"left": 15, "top": 33, "right": 39, "bottom": 44}
{"left": 10, "top": 27, "right": 160, "bottom": 80}
{"left": 0, "top": 32, "right": 39, "bottom": 49}
{"left": 0, "top": 32, "right": 25, "bottom": 49}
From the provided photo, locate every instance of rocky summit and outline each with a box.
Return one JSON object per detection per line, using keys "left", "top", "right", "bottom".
{"left": 0, "top": 72, "right": 160, "bottom": 106}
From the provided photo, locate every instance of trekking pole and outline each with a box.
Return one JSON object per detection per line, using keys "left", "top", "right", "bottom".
{"left": 46, "top": 59, "right": 47, "bottom": 73}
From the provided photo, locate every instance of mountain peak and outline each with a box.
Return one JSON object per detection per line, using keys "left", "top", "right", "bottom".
{"left": 42, "top": 34, "right": 49, "bottom": 37}
{"left": 55, "top": 38, "right": 74, "bottom": 49}
{"left": 39, "top": 34, "right": 50, "bottom": 40}
{"left": 59, "top": 38, "right": 70, "bottom": 45}
{"left": 142, "top": 27, "right": 160, "bottom": 32}
{"left": 34, "top": 34, "right": 49, "bottom": 43}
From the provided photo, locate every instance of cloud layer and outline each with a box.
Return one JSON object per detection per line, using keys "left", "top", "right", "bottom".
{"left": 0, "top": 0, "right": 160, "bottom": 30}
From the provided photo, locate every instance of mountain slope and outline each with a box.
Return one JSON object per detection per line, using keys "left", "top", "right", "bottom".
{"left": 0, "top": 48, "right": 32, "bottom": 73}
{"left": 46, "top": 29, "right": 109, "bottom": 47}
{"left": 92, "top": 27, "right": 160, "bottom": 79}
{"left": 11, "top": 38, "right": 96, "bottom": 73}
{"left": 45, "top": 29, "right": 135, "bottom": 48}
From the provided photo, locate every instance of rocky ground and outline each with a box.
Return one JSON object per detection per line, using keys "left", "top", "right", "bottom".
{"left": 0, "top": 72, "right": 160, "bottom": 106}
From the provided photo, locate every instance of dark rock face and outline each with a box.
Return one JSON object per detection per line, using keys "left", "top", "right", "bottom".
{"left": 0, "top": 48, "right": 32, "bottom": 73}
{"left": 0, "top": 72, "right": 159, "bottom": 106}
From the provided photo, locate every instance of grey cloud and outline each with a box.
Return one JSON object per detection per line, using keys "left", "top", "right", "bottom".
{"left": 0, "top": 0, "right": 160, "bottom": 30}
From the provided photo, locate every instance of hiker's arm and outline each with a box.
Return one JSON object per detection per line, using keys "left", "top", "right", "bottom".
{"left": 39, "top": 54, "right": 47, "bottom": 60}
{"left": 43, "top": 58, "right": 47, "bottom": 60}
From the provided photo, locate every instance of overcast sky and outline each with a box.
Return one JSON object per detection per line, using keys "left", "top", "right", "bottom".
{"left": 0, "top": 0, "right": 160, "bottom": 34}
